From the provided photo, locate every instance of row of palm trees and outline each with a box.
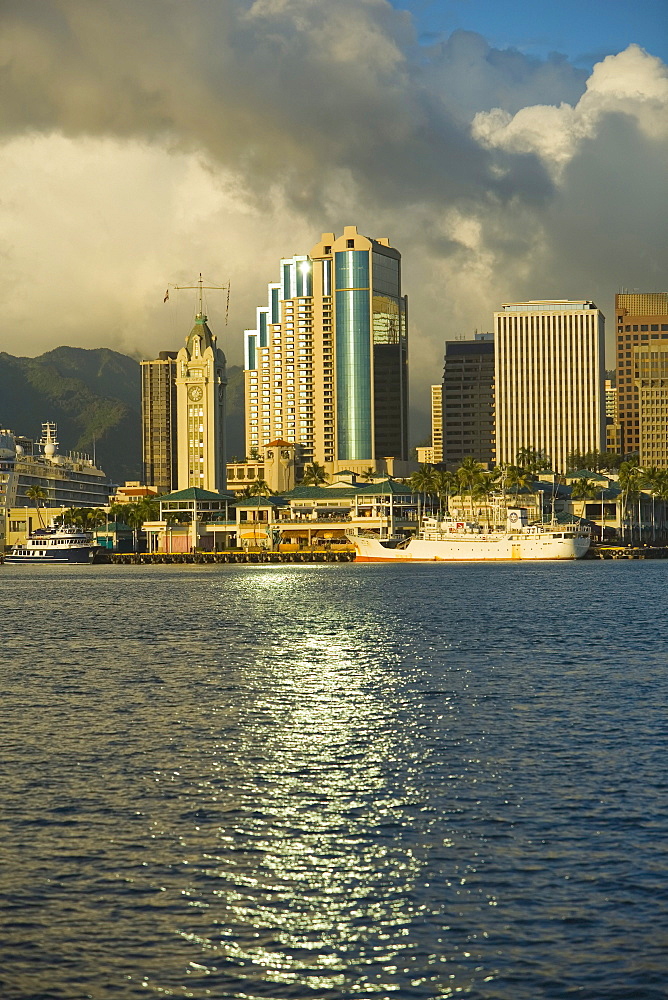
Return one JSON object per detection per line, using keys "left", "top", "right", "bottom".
{"left": 619, "top": 462, "right": 668, "bottom": 543}
{"left": 23, "top": 487, "right": 161, "bottom": 550}
{"left": 567, "top": 461, "right": 668, "bottom": 542}
{"left": 408, "top": 456, "right": 668, "bottom": 543}
{"left": 407, "top": 458, "right": 536, "bottom": 522}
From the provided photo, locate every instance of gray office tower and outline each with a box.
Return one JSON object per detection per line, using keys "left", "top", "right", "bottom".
{"left": 441, "top": 334, "right": 495, "bottom": 468}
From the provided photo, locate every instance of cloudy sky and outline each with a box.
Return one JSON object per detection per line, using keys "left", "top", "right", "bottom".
{"left": 2, "top": 0, "right": 667, "bottom": 437}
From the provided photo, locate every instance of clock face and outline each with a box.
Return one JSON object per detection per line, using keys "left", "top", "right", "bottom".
{"left": 188, "top": 384, "right": 204, "bottom": 401}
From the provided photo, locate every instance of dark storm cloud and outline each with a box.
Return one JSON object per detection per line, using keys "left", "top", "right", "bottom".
{"left": 1, "top": 0, "right": 666, "bottom": 430}
{"left": 0, "top": 0, "right": 557, "bottom": 216}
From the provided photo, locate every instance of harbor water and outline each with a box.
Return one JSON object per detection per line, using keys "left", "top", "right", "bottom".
{"left": 1, "top": 562, "right": 666, "bottom": 999}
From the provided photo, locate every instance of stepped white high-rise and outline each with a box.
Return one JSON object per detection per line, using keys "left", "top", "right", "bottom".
{"left": 494, "top": 300, "right": 605, "bottom": 473}
{"left": 243, "top": 225, "right": 408, "bottom": 475}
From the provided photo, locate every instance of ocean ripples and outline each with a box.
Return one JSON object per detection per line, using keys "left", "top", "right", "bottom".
{"left": 1, "top": 561, "right": 667, "bottom": 998}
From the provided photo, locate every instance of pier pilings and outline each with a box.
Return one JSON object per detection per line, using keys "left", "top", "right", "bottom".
{"left": 101, "top": 549, "right": 355, "bottom": 565}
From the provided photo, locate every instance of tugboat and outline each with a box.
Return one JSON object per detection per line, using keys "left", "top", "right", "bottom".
{"left": 5, "top": 524, "right": 97, "bottom": 564}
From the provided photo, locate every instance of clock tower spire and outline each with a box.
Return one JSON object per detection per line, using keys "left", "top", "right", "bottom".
{"left": 173, "top": 278, "right": 228, "bottom": 492}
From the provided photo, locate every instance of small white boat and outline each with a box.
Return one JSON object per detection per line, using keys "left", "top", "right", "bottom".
{"left": 5, "top": 524, "right": 97, "bottom": 564}
{"left": 350, "top": 508, "right": 590, "bottom": 562}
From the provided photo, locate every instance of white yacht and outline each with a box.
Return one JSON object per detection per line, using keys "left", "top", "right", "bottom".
{"left": 5, "top": 524, "right": 97, "bottom": 564}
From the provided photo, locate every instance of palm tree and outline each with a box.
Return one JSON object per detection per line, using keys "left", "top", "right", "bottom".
{"left": 408, "top": 465, "right": 438, "bottom": 521}
{"left": 638, "top": 467, "right": 663, "bottom": 544}
{"left": 654, "top": 470, "right": 668, "bottom": 544}
{"left": 122, "top": 501, "right": 153, "bottom": 552}
{"left": 516, "top": 447, "right": 550, "bottom": 476}
{"left": 472, "top": 471, "right": 500, "bottom": 529}
{"left": 619, "top": 460, "right": 640, "bottom": 544}
{"left": 433, "top": 470, "right": 458, "bottom": 517}
{"left": 25, "top": 485, "right": 49, "bottom": 529}
{"left": 361, "top": 467, "right": 376, "bottom": 482}
{"left": 301, "top": 462, "right": 327, "bottom": 486}
{"left": 107, "top": 502, "right": 131, "bottom": 525}
{"left": 569, "top": 477, "right": 600, "bottom": 533}
{"left": 504, "top": 464, "right": 533, "bottom": 503}
{"left": 248, "top": 478, "right": 273, "bottom": 496}
{"left": 457, "top": 457, "right": 484, "bottom": 519}
{"left": 61, "top": 506, "right": 105, "bottom": 531}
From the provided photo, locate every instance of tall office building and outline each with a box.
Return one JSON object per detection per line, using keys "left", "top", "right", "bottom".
{"left": 244, "top": 225, "right": 408, "bottom": 474}
{"left": 141, "top": 351, "right": 177, "bottom": 493}
{"left": 494, "top": 300, "right": 605, "bottom": 473}
{"left": 615, "top": 292, "right": 668, "bottom": 464}
{"left": 441, "top": 334, "right": 495, "bottom": 467}
{"left": 430, "top": 385, "right": 443, "bottom": 464}
{"left": 604, "top": 376, "right": 620, "bottom": 454}
{"left": 175, "top": 311, "right": 228, "bottom": 491}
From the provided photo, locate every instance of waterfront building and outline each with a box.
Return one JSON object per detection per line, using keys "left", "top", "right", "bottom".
{"left": 442, "top": 334, "right": 495, "bottom": 468}
{"left": 141, "top": 351, "right": 178, "bottom": 493}
{"left": 143, "top": 486, "right": 236, "bottom": 553}
{"left": 175, "top": 308, "right": 228, "bottom": 492}
{"left": 243, "top": 225, "right": 409, "bottom": 477}
{"left": 235, "top": 476, "right": 417, "bottom": 550}
{"left": 141, "top": 474, "right": 418, "bottom": 552}
{"left": 494, "top": 300, "right": 605, "bottom": 473}
{"left": 615, "top": 292, "right": 668, "bottom": 465}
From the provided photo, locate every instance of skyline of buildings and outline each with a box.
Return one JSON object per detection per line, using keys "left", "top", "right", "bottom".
{"left": 137, "top": 234, "right": 668, "bottom": 491}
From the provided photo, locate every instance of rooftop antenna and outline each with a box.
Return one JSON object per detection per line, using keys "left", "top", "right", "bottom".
{"left": 166, "top": 273, "right": 231, "bottom": 323}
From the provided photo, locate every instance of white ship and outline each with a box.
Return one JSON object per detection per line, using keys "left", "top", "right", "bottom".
{"left": 0, "top": 422, "right": 112, "bottom": 510}
{"left": 350, "top": 508, "right": 591, "bottom": 562}
{"left": 5, "top": 524, "right": 97, "bottom": 564}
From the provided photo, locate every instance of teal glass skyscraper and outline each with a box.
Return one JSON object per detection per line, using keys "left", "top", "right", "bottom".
{"left": 244, "top": 225, "right": 408, "bottom": 474}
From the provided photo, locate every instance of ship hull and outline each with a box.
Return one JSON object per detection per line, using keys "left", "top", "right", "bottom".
{"left": 5, "top": 547, "right": 94, "bottom": 564}
{"left": 352, "top": 533, "right": 590, "bottom": 562}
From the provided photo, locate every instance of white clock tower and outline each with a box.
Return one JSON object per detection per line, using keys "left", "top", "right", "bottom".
{"left": 175, "top": 308, "right": 227, "bottom": 492}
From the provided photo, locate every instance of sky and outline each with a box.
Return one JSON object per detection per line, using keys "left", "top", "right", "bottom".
{"left": 1, "top": 0, "right": 667, "bottom": 440}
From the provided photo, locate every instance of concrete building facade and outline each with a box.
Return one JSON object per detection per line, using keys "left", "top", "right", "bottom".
{"left": 615, "top": 292, "right": 668, "bottom": 464}
{"left": 244, "top": 225, "right": 409, "bottom": 477}
{"left": 141, "top": 351, "right": 178, "bottom": 493}
{"left": 494, "top": 300, "right": 605, "bottom": 473}
{"left": 430, "top": 384, "right": 443, "bottom": 465}
{"left": 441, "top": 334, "right": 495, "bottom": 468}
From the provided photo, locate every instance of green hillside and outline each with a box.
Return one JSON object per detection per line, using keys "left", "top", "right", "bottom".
{"left": 0, "top": 347, "right": 245, "bottom": 486}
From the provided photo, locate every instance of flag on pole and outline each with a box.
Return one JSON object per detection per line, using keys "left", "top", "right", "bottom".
{"left": 163, "top": 289, "right": 169, "bottom": 302}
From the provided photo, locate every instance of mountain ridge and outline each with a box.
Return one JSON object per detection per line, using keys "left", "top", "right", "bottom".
{"left": 0, "top": 347, "right": 245, "bottom": 485}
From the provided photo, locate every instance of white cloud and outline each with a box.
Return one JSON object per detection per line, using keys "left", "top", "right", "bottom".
{"left": 473, "top": 45, "right": 668, "bottom": 177}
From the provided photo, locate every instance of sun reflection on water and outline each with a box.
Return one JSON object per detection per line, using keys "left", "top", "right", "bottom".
{"left": 164, "top": 573, "right": 436, "bottom": 994}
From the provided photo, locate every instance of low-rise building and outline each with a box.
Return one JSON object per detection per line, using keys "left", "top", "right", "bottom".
{"left": 110, "top": 482, "right": 160, "bottom": 504}
{"left": 143, "top": 487, "right": 236, "bottom": 553}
